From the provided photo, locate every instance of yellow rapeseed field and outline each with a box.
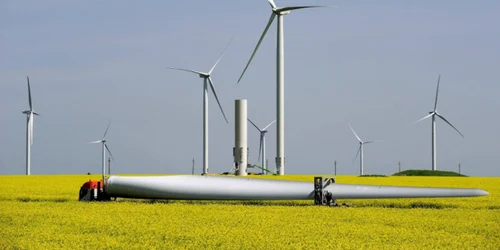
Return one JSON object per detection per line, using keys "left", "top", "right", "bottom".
{"left": 0, "top": 175, "right": 499, "bottom": 249}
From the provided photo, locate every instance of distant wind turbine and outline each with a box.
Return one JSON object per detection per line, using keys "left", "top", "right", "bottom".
{"left": 248, "top": 118, "right": 276, "bottom": 174}
{"left": 90, "top": 122, "right": 115, "bottom": 184}
{"left": 414, "top": 74, "right": 464, "bottom": 171}
{"left": 22, "top": 76, "right": 40, "bottom": 175}
{"left": 167, "top": 39, "right": 231, "bottom": 175}
{"left": 349, "top": 124, "right": 377, "bottom": 176}
{"left": 238, "top": 0, "right": 330, "bottom": 175}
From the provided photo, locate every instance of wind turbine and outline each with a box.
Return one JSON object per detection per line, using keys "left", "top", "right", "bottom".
{"left": 248, "top": 118, "right": 275, "bottom": 174}
{"left": 349, "top": 124, "right": 376, "bottom": 176}
{"left": 167, "top": 39, "right": 231, "bottom": 175}
{"left": 22, "top": 76, "right": 40, "bottom": 175}
{"left": 414, "top": 74, "right": 464, "bottom": 171}
{"left": 237, "top": 0, "right": 329, "bottom": 175}
{"left": 90, "top": 122, "right": 115, "bottom": 184}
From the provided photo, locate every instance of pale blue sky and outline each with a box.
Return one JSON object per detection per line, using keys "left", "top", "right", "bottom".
{"left": 1, "top": 1, "right": 499, "bottom": 176}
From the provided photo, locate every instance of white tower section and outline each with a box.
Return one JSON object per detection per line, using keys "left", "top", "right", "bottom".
{"left": 234, "top": 99, "right": 248, "bottom": 176}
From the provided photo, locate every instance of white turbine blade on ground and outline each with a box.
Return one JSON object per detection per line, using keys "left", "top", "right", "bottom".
{"left": 262, "top": 120, "right": 276, "bottom": 131}
{"left": 166, "top": 67, "right": 206, "bottom": 76}
{"left": 247, "top": 118, "right": 261, "bottom": 131}
{"left": 352, "top": 145, "right": 361, "bottom": 164}
{"left": 105, "top": 144, "right": 116, "bottom": 162}
{"left": 237, "top": 12, "right": 276, "bottom": 83}
{"left": 413, "top": 113, "right": 434, "bottom": 124}
{"left": 89, "top": 140, "right": 103, "bottom": 144}
{"left": 348, "top": 124, "right": 363, "bottom": 143}
{"left": 436, "top": 113, "right": 464, "bottom": 138}
{"left": 102, "top": 121, "right": 112, "bottom": 139}
{"left": 267, "top": 0, "right": 277, "bottom": 9}
{"left": 434, "top": 74, "right": 441, "bottom": 112}
{"left": 279, "top": 6, "right": 326, "bottom": 12}
{"left": 207, "top": 77, "right": 228, "bottom": 123}
{"left": 27, "top": 76, "right": 32, "bottom": 111}
{"left": 208, "top": 37, "right": 233, "bottom": 75}
{"left": 258, "top": 134, "right": 263, "bottom": 161}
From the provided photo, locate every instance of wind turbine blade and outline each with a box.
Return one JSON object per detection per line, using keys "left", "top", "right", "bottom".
{"left": 348, "top": 124, "right": 362, "bottom": 143}
{"left": 207, "top": 77, "right": 228, "bottom": 123}
{"left": 247, "top": 118, "right": 261, "bottom": 131}
{"left": 436, "top": 114, "right": 464, "bottom": 138}
{"left": 102, "top": 121, "right": 111, "bottom": 139}
{"left": 434, "top": 74, "right": 441, "bottom": 112}
{"left": 166, "top": 67, "right": 206, "bottom": 76}
{"left": 89, "top": 140, "right": 102, "bottom": 144}
{"left": 237, "top": 13, "right": 276, "bottom": 83}
{"left": 262, "top": 120, "right": 276, "bottom": 131}
{"left": 208, "top": 37, "right": 233, "bottom": 75}
{"left": 105, "top": 144, "right": 116, "bottom": 162}
{"left": 267, "top": 0, "right": 277, "bottom": 9}
{"left": 353, "top": 145, "right": 361, "bottom": 164}
{"left": 27, "top": 76, "right": 32, "bottom": 111}
{"left": 33, "top": 112, "right": 40, "bottom": 116}
{"left": 413, "top": 113, "right": 434, "bottom": 124}
{"left": 279, "top": 6, "right": 326, "bottom": 12}
{"left": 258, "top": 134, "right": 263, "bottom": 162}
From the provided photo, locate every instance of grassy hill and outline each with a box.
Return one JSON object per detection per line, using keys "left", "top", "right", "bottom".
{"left": 393, "top": 169, "right": 467, "bottom": 177}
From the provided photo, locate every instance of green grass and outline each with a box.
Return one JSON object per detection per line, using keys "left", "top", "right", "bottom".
{"left": 393, "top": 169, "right": 466, "bottom": 177}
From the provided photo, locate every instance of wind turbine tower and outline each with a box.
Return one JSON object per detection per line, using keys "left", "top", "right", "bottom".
{"left": 414, "top": 75, "right": 464, "bottom": 171}
{"left": 349, "top": 124, "right": 376, "bottom": 176}
{"left": 238, "top": 0, "right": 329, "bottom": 175}
{"left": 248, "top": 118, "right": 276, "bottom": 174}
{"left": 90, "top": 122, "right": 115, "bottom": 184}
{"left": 22, "top": 76, "right": 40, "bottom": 175}
{"left": 167, "top": 39, "right": 231, "bottom": 175}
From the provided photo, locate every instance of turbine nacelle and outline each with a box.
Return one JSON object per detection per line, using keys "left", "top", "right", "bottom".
{"left": 273, "top": 9, "right": 290, "bottom": 15}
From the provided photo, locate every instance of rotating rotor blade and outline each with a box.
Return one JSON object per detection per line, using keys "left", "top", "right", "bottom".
{"left": 89, "top": 140, "right": 102, "bottom": 144}
{"left": 207, "top": 77, "right": 228, "bottom": 123}
{"left": 237, "top": 12, "right": 276, "bottom": 83}
{"left": 102, "top": 121, "right": 111, "bottom": 139}
{"left": 247, "top": 118, "right": 261, "bottom": 131}
{"left": 166, "top": 67, "right": 206, "bottom": 77}
{"left": 364, "top": 140, "right": 383, "bottom": 144}
{"left": 262, "top": 120, "right": 276, "bottom": 131}
{"left": 258, "top": 134, "right": 263, "bottom": 162}
{"left": 436, "top": 113, "right": 464, "bottom": 138}
{"left": 208, "top": 37, "right": 233, "bottom": 75}
{"left": 348, "top": 124, "right": 362, "bottom": 143}
{"left": 434, "top": 74, "right": 441, "bottom": 112}
{"left": 267, "top": 0, "right": 277, "bottom": 9}
{"left": 27, "top": 76, "right": 32, "bottom": 111}
{"left": 105, "top": 144, "right": 116, "bottom": 162}
{"left": 279, "top": 5, "right": 326, "bottom": 12}
{"left": 33, "top": 112, "right": 40, "bottom": 116}
{"left": 353, "top": 145, "right": 361, "bottom": 164}
{"left": 413, "top": 113, "right": 434, "bottom": 124}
